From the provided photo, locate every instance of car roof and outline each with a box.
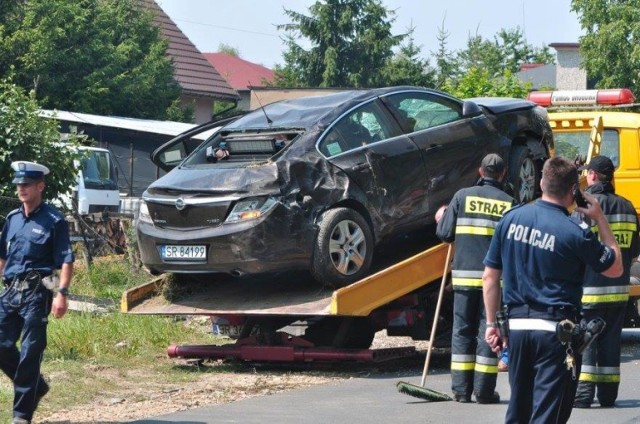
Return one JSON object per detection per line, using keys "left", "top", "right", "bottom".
{"left": 223, "top": 86, "right": 453, "bottom": 131}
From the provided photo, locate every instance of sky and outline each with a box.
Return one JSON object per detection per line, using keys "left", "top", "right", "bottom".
{"left": 156, "top": 0, "right": 583, "bottom": 69}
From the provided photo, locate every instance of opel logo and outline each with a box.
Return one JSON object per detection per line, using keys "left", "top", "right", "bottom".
{"left": 175, "top": 198, "right": 186, "bottom": 211}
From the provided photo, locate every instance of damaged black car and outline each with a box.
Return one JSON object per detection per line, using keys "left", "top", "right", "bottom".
{"left": 137, "top": 86, "right": 553, "bottom": 287}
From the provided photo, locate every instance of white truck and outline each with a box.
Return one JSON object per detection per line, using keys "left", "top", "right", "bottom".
{"left": 70, "top": 145, "right": 120, "bottom": 215}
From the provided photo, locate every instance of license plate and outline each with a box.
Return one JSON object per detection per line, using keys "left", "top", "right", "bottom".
{"left": 161, "top": 245, "right": 207, "bottom": 260}
{"left": 216, "top": 324, "right": 243, "bottom": 338}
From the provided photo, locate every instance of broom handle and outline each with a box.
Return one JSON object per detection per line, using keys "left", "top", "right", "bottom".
{"left": 420, "top": 243, "right": 453, "bottom": 387}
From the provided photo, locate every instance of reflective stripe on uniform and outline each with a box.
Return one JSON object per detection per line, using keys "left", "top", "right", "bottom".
{"left": 582, "top": 285, "right": 630, "bottom": 305}
{"left": 578, "top": 365, "right": 621, "bottom": 383}
{"left": 590, "top": 214, "right": 638, "bottom": 248}
{"left": 455, "top": 217, "right": 499, "bottom": 236}
{"left": 509, "top": 318, "right": 557, "bottom": 332}
{"left": 451, "top": 353, "right": 475, "bottom": 371}
{"left": 452, "top": 270, "right": 483, "bottom": 288}
{"left": 474, "top": 354, "right": 499, "bottom": 374}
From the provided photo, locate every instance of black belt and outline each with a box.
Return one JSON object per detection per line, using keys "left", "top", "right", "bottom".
{"left": 5, "top": 271, "right": 51, "bottom": 287}
{"left": 507, "top": 303, "right": 579, "bottom": 321}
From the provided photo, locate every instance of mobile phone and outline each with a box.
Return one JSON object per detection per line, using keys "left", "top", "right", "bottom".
{"left": 574, "top": 188, "right": 588, "bottom": 208}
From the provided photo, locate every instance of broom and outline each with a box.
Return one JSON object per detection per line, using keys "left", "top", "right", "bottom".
{"left": 396, "top": 243, "right": 454, "bottom": 402}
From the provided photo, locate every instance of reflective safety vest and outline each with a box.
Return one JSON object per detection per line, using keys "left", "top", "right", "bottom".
{"left": 436, "top": 178, "right": 515, "bottom": 290}
{"left": 582, "top": 182, "right": 640, "bottom": 308}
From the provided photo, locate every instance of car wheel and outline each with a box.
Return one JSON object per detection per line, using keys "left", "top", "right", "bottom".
{"left": 509, "top": 145, "right": 539, "bottom": 203}
{"left": 311, "top": 207, "right": 373, "bottom": 288}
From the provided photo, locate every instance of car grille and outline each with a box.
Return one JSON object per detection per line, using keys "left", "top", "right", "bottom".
{"left": 147, "top": 200, "right": 230, "bottom": 229}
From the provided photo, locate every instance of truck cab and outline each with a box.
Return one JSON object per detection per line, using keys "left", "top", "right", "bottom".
{"left": 528, "top": 89, "right": 640, "bottom": 214}
{"left": 74, "top": 145, "right": 120, "bottom": 214}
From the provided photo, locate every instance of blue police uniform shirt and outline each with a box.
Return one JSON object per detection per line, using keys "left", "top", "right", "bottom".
{"left": 484, "top": 199, "right": 615, "bottom": 308}
{"left": 0, "top": 203, "right": 74, "bottom": 281}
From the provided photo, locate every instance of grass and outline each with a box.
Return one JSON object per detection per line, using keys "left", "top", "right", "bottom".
{"left": 0, "top": 256, "right": 225, "bottom": 422}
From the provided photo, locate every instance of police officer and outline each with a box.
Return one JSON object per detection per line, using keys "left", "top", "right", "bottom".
{"left": 574, "top": 156, "right": 640, "bottom": 408}
{"left": 0, "top": 161, "right": 75, "bottom": 424}
{"left": 483, "top": 156, "right": 622, "bottom": 424}
{"left": 436, "top": 153, "right": 514, "bottom": 404}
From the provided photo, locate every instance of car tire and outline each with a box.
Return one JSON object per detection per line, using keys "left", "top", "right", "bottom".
{"left": 311, "top": 207, "right": 373, "bottom": 288}
{"left": 509, "top": 144, "right": 539, "bottom": 203}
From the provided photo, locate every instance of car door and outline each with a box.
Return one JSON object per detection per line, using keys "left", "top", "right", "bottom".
{"left": 381, "top": 91, "right": 497, "bottom": 212}
{"left": 319, "top": 99, "right": 428, "bottom": 230}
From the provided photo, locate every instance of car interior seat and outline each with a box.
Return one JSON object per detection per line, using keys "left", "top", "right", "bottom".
{"left": 340, "top": 121, "right": 372, "bottom": 151}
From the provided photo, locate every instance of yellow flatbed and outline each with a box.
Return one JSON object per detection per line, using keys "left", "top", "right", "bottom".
{"left": 121, "top": 242, "right": 450, "bottom": 317}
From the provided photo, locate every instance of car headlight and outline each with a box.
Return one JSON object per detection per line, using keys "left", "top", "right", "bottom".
{"left": 138, "top": 200, "right": 153, "bottom": 225}
{"left": 225, "top": 197, "right": 278, "bottom": 223}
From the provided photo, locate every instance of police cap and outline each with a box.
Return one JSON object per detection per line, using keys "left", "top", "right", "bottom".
{"left": 11, "top": 161, "right": 50, "bottom": 184}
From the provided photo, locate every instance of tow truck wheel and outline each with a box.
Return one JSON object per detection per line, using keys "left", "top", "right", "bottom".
{"left": 509, "top": 144, "right": 539, "bottom": 203}
{"left": 311, "top": 207, "right": 373, "bottom": 288}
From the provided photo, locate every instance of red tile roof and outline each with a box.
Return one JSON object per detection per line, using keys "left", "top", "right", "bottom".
{"left": 203, "top": 52, "right": 275, "bottom": 90}
{"left": 520, "top": 63, "right": 545, "bottom": 71}
{"left": 142, "top": 0, "right": 239, "bottom": 101}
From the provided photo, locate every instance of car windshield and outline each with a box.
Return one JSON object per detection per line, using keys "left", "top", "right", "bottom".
{"left": 82, "top": 150, "right": 118, "bottom": 190}
{"left": 553, "top": 129, "right": 620, "bottom": 167}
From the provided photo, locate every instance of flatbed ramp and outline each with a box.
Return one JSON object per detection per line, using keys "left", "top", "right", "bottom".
{"left": 122, "top": 242, "right": 450, "bottom": 317}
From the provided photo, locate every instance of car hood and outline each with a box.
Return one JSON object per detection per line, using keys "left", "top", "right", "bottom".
{"left": 146, "top": 162, "right": 280, "bottom": 195}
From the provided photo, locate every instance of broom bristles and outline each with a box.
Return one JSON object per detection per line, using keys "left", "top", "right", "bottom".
{"left": 396, "top": 381, "right": 453, "bottom": 402}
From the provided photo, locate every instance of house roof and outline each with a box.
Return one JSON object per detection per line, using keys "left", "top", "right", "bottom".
{"left": 549, "top": 42, "right": 580, "bottom": 50}
{"left": 142, "top": 0, "right": 239, "bottom": 101}
{"left": 203, "top": 52, "right": 275, "bottom": 91}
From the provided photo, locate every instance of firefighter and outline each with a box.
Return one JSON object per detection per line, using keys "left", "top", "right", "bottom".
{"left": 436, "top": 153, "right": 514, "bottom": 404}
{"left": 574, "top": 156, "right": 640, "bottom": 408}
{"left": 483, "top": 156, "right": 623, "bottom": 423}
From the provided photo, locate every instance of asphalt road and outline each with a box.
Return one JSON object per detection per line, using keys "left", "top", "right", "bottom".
{"left": 133, "top": 332, "right": 640, "bottom": 424}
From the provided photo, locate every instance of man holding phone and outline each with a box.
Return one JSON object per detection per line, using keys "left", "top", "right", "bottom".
{"left": 574, "top": 155, "right": 640, "bottom": 408}
{"left": 482, "top": 156, "right": 622, "bottom": 423}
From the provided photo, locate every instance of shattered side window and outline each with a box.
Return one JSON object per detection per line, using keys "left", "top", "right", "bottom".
{"left": 384, "top": 92, "right": 462, "bottom": 133}
{"left": 318, "top": 101, "right": 396, "bottom": 157}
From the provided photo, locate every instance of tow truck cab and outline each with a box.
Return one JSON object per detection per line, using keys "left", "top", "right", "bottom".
{"left": 528, "top": 88, "right": 640, "bottom": 215}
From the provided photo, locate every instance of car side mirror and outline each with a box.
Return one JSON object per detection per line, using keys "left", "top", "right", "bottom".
{"left": 462, "top": 100, "right": 483, "bottom": 118}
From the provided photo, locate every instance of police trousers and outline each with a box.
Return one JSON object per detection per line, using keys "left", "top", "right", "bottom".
{"left": 450, "top": 290, "right": 498, "bottom": 398}
{"left": 575, "top": 305, "right": 625, "bottom": 407}
{"left": 0, "top": 278, "right": 52, "bottom": 421}
{"left": 507, "top": 304, "right": 579, "bottom": 424}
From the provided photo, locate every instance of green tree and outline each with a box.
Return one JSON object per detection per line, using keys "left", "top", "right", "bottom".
{"left": 432, "top": 18, "right": 459, "bottom": 89}
{"left": 379, "top": 27, "right": 436, "bottom": 87}
{"left": 218, "top": 43, "right": 240, "bottom": 57}
{"left": 442, "top": 67, "right": 532, "bottom": 99}
{"left": 275, "top": 0, "right": 404, "bottom": 88}
{"left": 571, "top": 0, "right": 640, "bottom": 93}
{"left": 0, "top": 79, "right": 82, "bottom": 202}
{"left": 455, "top": 28, "right": 554, "bottom": 78}
{"left": 0, "top": 0, "right": 183, "bottom": 120}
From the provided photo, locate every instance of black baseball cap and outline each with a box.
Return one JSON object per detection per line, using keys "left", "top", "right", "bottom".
{"left": 481, "top": 153, "right": 505, "bottom": 174}
{"left": 579, "top": 155, "right": 615, "bottom": 177}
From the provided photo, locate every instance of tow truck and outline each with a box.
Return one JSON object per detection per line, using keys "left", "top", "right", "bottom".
{"left": 121, "top": 88, "right": 640, "bottom": 362}
{"left": 122, "top": 230, "right": 455, "bottom": 362}
{"left": 528, "top": 88, "right": 640, "bottom": 320}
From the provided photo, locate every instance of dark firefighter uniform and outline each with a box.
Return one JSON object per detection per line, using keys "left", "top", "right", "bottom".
{"left": 574, "top": 181, "right": 639, "bottom": 408}
{"left": 484, "top": 200, "right": 616, "bottom": 423}
{"left": 437, "top": 176, "right": 514, "bottom": 402}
